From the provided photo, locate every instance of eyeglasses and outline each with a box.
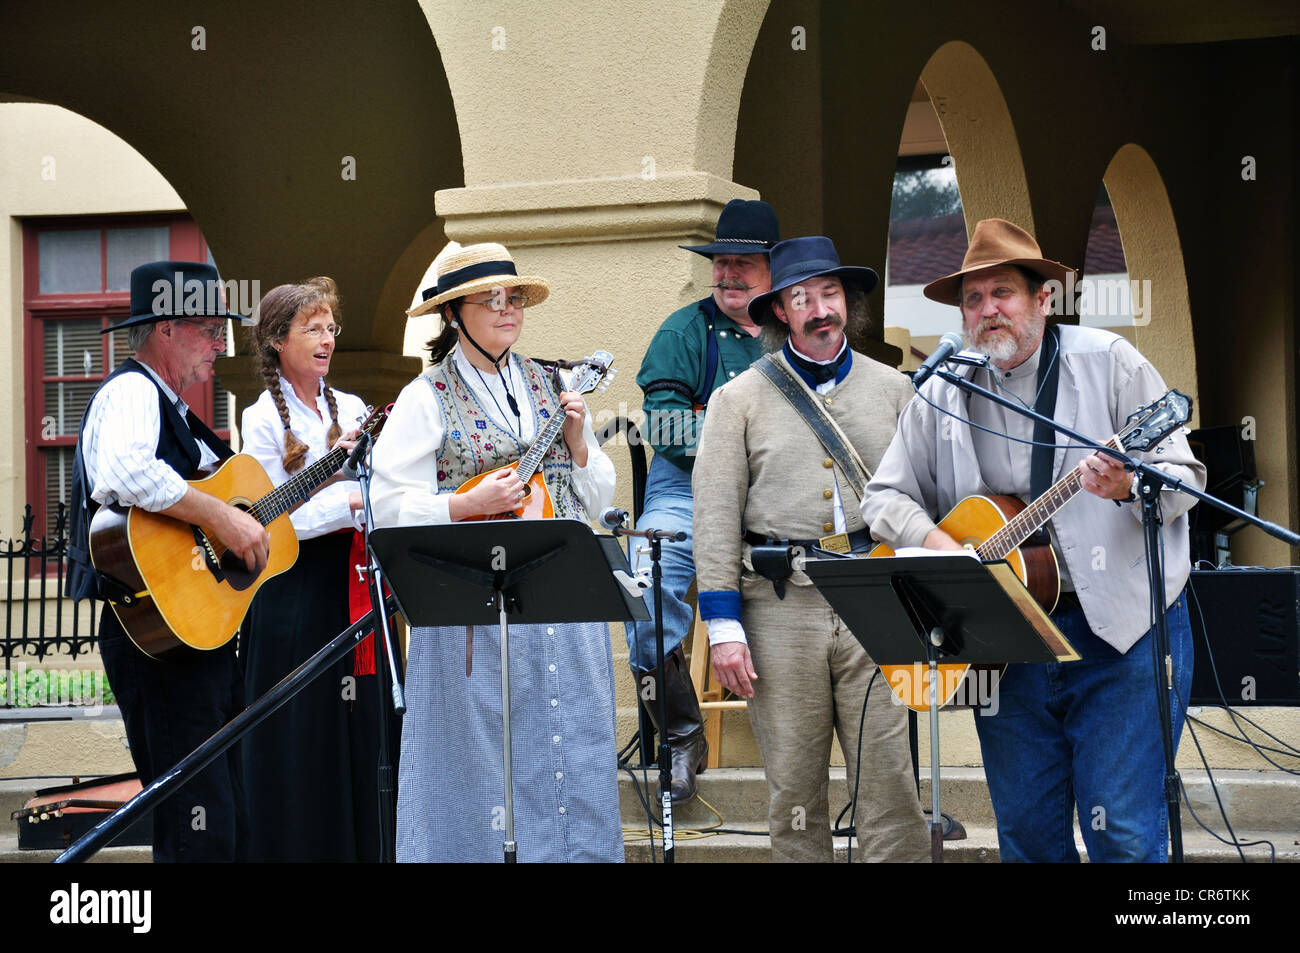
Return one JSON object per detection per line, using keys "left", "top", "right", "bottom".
{"left": 463, "top": 291, "right": 529, "bottom": 311}
{"left": 178, "top": 319, "right": 227, "bottom": 341}
{"left": 300, "top": 323, "right": 343, "bottom": 339}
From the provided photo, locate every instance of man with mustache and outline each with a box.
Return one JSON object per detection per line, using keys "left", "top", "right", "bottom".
{"left": 861, "top": 219, "right": 1206, "bottom": 862}
{"left": 693, "top": 237, "right": 928, "bottom": 862}
{"left": 630, "top": 199, "right": 778, "bottom": 802}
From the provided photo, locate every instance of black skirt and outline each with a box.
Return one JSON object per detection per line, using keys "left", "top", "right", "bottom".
{"left": 240, "top": 532, "right": 397, "bottom": 862}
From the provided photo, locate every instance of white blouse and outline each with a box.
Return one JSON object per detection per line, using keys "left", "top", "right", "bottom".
{"left": 240, "top": 376, "right": 369, "bottom": 540}
{"left": 370, "top": 344, "right": 615, "bottom": 527}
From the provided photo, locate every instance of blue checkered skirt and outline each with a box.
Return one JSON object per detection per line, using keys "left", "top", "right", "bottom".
{"left": 396, "top": 620, "right": 624, "bottom": 862}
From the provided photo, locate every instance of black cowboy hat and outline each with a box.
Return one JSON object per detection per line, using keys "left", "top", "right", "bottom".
{"left": 679, "top": 199, "right": 780, "bottom": 258}
{"left": 747, "top": 236, "right": 879, "bottom": 322}
{"left": 102, "top": 260, "right": 246, "bottom": 334}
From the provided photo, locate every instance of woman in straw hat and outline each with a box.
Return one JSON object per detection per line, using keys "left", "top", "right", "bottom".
{"left": 239, "top": 277, "right": 395, "bottom": 861}
{"left": 371, "top": 242, "right": 623, "bottom": 862}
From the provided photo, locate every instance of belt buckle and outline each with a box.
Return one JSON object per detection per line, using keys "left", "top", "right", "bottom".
{"left": 817, "top": 532, "right": 850, "bottom": 554}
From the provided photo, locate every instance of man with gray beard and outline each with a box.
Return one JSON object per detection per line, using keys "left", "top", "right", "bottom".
{"left": 861, "top": 218, "right": 1205, "bottom": 863}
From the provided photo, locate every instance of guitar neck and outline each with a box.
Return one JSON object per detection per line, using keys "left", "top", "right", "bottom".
{"left": 248, "top": 445, "right": 349, "bottom": 526}
{"left": 978, "top": 434, "right": 1122, "bottom": 561}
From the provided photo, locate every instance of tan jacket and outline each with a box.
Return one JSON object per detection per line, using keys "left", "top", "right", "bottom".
{"left": 693, "top": 348, "right": 914, "bottom": 605}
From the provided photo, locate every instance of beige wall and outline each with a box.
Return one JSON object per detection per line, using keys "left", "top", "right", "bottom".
{"left": 0, "top": 104, "right": 183, "bottom": 536}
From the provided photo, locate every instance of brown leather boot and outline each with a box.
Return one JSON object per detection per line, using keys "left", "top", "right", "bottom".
{"left": 635, "top": 646, "right": 709, "bottom": 803}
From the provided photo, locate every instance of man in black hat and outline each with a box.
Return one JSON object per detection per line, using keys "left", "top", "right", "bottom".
{"left": 67, "top": 260, "right": 267, "bottom": 862}
{"left": 693, "top": 236, "right": 928, "bottom": 862}
{"left": 628, "top": 198, "right": 778, "bottom": 803}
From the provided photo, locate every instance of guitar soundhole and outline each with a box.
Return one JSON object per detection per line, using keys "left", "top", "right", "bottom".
{"left": 520, "top": 483, "right": 532, "bottom": 501}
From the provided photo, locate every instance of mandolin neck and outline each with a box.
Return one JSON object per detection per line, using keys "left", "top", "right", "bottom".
{"left": 977, "top": 434, "right": 1122, "bottom": 561}
{"left": 517, "top": 413, "right": 566, "bottom": 482}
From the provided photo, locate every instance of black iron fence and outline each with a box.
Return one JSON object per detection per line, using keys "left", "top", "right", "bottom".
{"left": 2, "top": 503, "right": 100, "bottom": 689}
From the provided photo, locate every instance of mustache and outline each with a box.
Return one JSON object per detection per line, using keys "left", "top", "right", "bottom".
{"left": 711, "top": 280, "right": 754, "bottom": 291}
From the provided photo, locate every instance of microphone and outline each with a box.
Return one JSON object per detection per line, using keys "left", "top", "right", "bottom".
{"left": 340, "top": 432, "right": 372, "bottom": 480}
{"left": 599, "top": 506, "right": 630, "bottom": 530}
{"left": 913, "top": 332, "right": 966, "bottom": 387}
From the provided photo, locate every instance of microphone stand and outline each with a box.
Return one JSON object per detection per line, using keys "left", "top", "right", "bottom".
{"left": 607, "top": 510, "right": 686, "bottom": 863}
{"left": 928, "top": 362, "right": 1300, "bottom": 862}
{"left": 349, "top": 432, "right": 406, "bottom": 863}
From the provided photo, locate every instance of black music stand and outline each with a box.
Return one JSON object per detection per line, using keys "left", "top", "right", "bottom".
{"left": 802, "top": 553, "right": 1078, "bottom": 862}
{"left": 369, "top": 519, "right": 648, "bottom": 862}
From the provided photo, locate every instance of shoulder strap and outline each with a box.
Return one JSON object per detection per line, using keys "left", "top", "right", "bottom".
{"left": 1029, "top": 324, "right": 1061, "bottom": 501}
{"left": 696, "top": 318, "right": 720, "bottom": 406}
{"left": 754, "top": 354, "right": 873, "bottom": 499}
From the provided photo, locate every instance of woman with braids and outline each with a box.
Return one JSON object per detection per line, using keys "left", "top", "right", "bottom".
{"left": 239, "top": 276, "right": 389, "bottom": 862}
{"left": 371, "top": 242, "right": 623, "bottom": 862}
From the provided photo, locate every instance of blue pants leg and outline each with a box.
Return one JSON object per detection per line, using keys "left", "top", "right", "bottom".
{"left": 974, "top": 589, "right": 1193, "bottom": 862}
{"left": 626, "top": 455, "right": 698, "bottom": 673}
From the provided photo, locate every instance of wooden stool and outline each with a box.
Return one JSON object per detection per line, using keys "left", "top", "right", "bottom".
{"left": 686, "top": 606, "right": 747, "bottom": 769}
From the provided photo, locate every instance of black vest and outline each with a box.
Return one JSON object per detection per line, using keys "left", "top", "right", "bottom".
{"left": 66, "top": 359, "right": 231, "bottom": 601}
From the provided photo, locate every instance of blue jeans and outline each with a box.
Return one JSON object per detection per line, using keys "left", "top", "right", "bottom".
{"left": 626, "top": 455, "right": 697, "bottom": 672}
{"left": 973, "top": 588, "right": 1193, "bottom": 862}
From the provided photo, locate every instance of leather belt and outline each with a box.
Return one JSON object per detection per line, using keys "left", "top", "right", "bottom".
{"left": 742, "top": 528, "right": 874, "bottom": 555}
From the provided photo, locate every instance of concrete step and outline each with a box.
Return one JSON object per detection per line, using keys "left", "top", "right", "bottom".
{"left": 618, "top": 766, "right": 1300, "bottom": 861}
{"left": 621, "top": 821, "right": 1297, "bottom": 863}
{"left": 0, "top": 832, "right": 150, "bottom": 863}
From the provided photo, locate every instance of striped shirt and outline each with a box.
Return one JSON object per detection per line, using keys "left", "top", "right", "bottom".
{"left": 81, "top": 361, "right": 219, "bottom": 512}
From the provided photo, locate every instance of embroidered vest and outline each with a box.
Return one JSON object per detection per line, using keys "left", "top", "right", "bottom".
{"left": 424, "top": 354, "right": 587, "bottom": 520}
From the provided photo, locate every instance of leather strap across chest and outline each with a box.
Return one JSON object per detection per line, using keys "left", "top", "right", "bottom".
{"left": 754, "top": 354, "right": 873, "bottom": 500}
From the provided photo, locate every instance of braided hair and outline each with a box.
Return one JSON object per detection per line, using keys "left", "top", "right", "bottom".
{"left": 249, "top": 277, "right": 342, "bottom": 473}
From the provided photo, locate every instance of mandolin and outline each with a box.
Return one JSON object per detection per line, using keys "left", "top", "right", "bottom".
{"left": 89, "top": 405, "right": 388, "bottom": 659}
{"left": 455, "top": 351, "right": 615, "bottom": 520}
{"left": 870, "top": 389, "right": 1192, "bottom": 711}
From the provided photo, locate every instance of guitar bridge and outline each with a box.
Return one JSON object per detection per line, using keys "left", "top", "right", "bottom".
{"left": 191, "top": 526, "right": 226, "bottom": 583}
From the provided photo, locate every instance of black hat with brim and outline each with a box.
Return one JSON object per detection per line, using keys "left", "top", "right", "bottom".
{"left": 747, "top": 236, "right": 880, "bottom": 322}
{"left": 679, "top": 198, "right": 780, "bottom": 258}
{"left": 103, "top": 260, "right": 246, "bottom": 334}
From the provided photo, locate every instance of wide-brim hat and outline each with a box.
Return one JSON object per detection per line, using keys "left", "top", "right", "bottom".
{"left": 679, "top": 198, "right": 780, "bottom": 258}
{"left": 746, "top": 236, "right": 879, "bottom": 322}
{"left": 407, "top": 241, "right": 549, "bottom": 317}
{"left": 923, "top": 218, "right": 1075, "bottom": 306}
{"left": 104, "top": 260, "right": 245, "bottom": 334}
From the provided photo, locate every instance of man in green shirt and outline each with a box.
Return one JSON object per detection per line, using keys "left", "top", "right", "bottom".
{"left": 630, "top": 198, "right": 778, "bottom": 801}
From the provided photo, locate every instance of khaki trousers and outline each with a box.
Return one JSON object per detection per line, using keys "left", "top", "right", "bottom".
{"left": 742, "top": 578, "right": 929, "bottom": 863}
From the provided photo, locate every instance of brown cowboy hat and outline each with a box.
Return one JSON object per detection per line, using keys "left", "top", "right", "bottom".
{"left": 923, "top": 218, "right": 1075, "bottom": 306}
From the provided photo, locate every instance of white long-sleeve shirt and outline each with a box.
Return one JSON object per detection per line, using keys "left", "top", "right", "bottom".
{"left": 370, "top": 345, "right": 615, "bottom": 527}
{"left": 81, "top": 360, "right": 220, "bottom": 511}
{"left": 240, "top": 377, "right": 368, "bottom": 539}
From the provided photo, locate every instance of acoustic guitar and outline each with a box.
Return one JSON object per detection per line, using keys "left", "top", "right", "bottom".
{"left": 456, "top": 351, "right": 615, "bottom": 520}
{"left": 89, "top": 405, "right": 388, "bottom": 659}
{"left": 870, "top": 389, "right": 1192, "bottom": 711}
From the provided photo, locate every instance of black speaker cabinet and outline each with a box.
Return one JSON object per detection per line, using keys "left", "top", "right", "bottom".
{"left": 1187, "top": 569, "right": 1300, "bottom": 706}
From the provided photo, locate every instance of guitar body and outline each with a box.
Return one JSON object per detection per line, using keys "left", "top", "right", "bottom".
{"left": 455, "top": 462, "right": 554, "bottom": 521}
{"left": 870, "top": 494, "right": 1060, "bottom": 711}
{"left": 89, "top": 454, "right": 299, "bottom": 659}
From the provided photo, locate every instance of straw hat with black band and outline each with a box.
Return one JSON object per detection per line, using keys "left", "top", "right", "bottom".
{"left": 922, "top": 218, "right": 1074, "bottom": 306}
{"left": 409, "top": 241, "right": 550, "bottom": 371}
